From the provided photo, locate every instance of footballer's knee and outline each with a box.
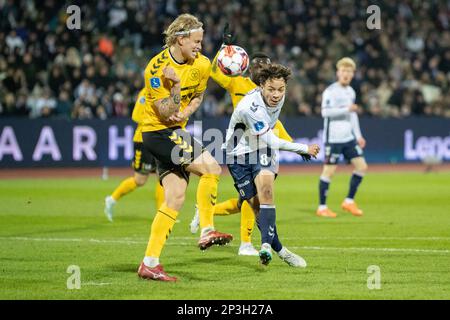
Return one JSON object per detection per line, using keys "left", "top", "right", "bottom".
{"left": 354, "top": 160, "right": 368, "bottom": 174}
{"left": 321, "top": 165, "right": 336, "bottom": 180}
{"left": 165, "top": 189, "right": 185, "bottom": 211}
{"left": 188, "top": 152, "right": 222, "bottom": 176}
{"left": 134, "top": 174, "right": 148, "bottom": 187}
{"left": 359, "top": 162, "right": 368, "bottom": 173}
{"left": 258, "top": 186, "right": 274, "bottom": 204}
{"left": 204, "top": 161, "right": 222, "bottom": 176}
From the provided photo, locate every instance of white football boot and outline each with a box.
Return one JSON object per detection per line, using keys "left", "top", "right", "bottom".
{"left": 104, "top": 196, "right": 116, "bottom": 222}
{"left": 189, "top": 205, "right": 200, "bottom": 234}
{"left": 238, "top": 242, "right": 259, "bottom": 256}
{"left": 277, "top": 247, "right": 307, "bottom": 268}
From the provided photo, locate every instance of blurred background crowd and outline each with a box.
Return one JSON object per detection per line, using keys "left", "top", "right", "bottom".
{"left": 0, "top": 0, "right": 449, "bottom": 120}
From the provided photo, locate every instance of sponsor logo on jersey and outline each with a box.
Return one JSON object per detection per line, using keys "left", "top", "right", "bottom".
{"left": 150, "top": 77, "right": 161, "bottom": 88}
{"left": 253, "top": 121, "right": 265, "bottom": 132}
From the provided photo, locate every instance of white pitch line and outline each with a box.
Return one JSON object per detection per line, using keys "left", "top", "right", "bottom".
{"left": 0, "top": 236, "right": 449, "bottom": 255}
{"left": 166, "top": 242, "right": 450, "bottom": 254}
{"left": 82, "top": 282, "right": 113, "bottom": 286}
{"left": 297, "top": 246, "right": 450, "bottom": 254}
{"left": 173, "top": 236, "right": 450, "bottom": 241}
{"left": 0, "top": 236, "right": 143, "bottom": 245}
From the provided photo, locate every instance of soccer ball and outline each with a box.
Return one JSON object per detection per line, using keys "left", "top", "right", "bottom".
{"left": 217, "top": 45, "right": 249, "bottom": 76}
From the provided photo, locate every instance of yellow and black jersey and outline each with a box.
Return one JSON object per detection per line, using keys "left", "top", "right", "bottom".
{"left": 210, "top": 51, "right": 293, "bottom": 142}
{"left": 132, "top": 88, "right": 146, "bottom": 143}
{"left": 141, "top": 48, "right": 211, "bottom": 132}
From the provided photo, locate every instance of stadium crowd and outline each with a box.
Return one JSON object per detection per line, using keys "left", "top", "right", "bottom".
{"left": 0, "top": 0, "right": 449, "bottom": 119}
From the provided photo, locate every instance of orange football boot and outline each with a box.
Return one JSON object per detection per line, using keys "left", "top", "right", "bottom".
{"left": 341, "top": 201, "right": 363, "bottom": 216}
{"left": 316, "top": 208, "right": 337, "bottom": 218}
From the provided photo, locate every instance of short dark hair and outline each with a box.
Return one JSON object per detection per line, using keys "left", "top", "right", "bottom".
{"left": 257, "top": 63, "right": 291, "bottom": 86}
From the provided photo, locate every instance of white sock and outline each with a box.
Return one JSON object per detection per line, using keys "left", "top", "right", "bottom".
{"left": 201, "top": 226, "right": 214, "bottom": 237}
{"left": 143, "top": 256, "right": 159, "bottom": 268}
{"left": 318, "top": 205, "right": 327, "bottom": 210}
{"left": 277, "top": 246, "right": 288, "bottom": 256}
{"left": 344, "top": 198, "right": 354, "bottom": 204}
{"left": 107, "top": 196, "right": 116, "bottom": 203}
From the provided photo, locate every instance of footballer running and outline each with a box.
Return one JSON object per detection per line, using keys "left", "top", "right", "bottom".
{"left": 137, "top": 14, "right": 233, "bottom": 282}
{"left": 223, "top": 63, "right": 320, "bottom": 266}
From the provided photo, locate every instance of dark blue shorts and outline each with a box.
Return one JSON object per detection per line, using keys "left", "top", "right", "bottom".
{"left": 324, "top": 139, "right": 364, "bottom": 165}
{"left": 227, "top": 149, "right": 278, "bottom": 201}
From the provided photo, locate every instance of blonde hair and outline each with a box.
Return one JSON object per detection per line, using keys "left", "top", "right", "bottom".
{"left": 336, "top": 57, "right": 356, "bottom": 70}
{"left": 163, "top": 14, "right": 203, "bottom": 48}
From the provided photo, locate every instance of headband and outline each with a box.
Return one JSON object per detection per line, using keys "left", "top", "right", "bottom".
{"left": 174, "top": 27, "right": 203, "bottom": 36}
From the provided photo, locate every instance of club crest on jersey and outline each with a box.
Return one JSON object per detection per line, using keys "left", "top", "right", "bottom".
{"left": 150, "top": 77, "right": 161, "bottom": 88}
{"left": 139, "top": 96, "right": 145, "bottom": 104}
{"left": 254, "top": 121, "right": 265, "bottom": 132}
{"left": 189, "top": 68, "right": 200, "bottom": 81}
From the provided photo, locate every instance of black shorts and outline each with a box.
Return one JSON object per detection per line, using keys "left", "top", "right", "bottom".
{"left": 142, "top": 127, "right": 205, "bottom": 183}
{"left": 132, "top": 142, "right": 156, "bottom": 174}
{"left": 324, "top": 139, "right": 364, "bottom": 165}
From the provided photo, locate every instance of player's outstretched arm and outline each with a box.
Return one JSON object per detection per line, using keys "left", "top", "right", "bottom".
{"left": 222, "top": 23, "right": 236, "bottom": 46}
{"left": 259, "top": 129, "right": 318, "bottom": 155}
{"left": 154, "top": 66, "right": 181, "bottom": 121}
{"left": 210, "top": 23, "right": 236, "bottom": 89}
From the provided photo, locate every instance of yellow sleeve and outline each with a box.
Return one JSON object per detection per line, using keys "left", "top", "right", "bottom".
{"left": 131, "top": 89, "right": 146, "bottom": 124}
{"left": 144, "top": 62, "right": 171, "bottom": 103}
{"left": 210, "top": 50, "right": 233, "bottom": 90}
{"left": 197, "top": 57, "right": 211, "bottom": 94}
{"left": 274, "top": 120, "right": 293, "bottom": 142}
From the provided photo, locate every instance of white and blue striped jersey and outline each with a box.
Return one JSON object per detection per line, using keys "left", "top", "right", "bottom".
{"left": 321, "top": 82, "right": 362, "bottom": 144}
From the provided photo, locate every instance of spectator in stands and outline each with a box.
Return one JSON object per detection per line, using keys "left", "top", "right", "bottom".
{"left": 0, "top": 0, "right": 448, "bottom": 119}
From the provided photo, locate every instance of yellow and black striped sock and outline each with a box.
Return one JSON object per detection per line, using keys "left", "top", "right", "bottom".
{"left": 213, "top": 198, "right": 239, "bottom": 215}
{"left": 155, "top": 181, "right": 165, "bottom": 210}
{"left": 145, "top": 203, "right": 178, "bottom": 258}
{"left": 240, "top": 200, "right": 255, "bottom": 243}
{"left": 197, "top": 174, "right": 219, "bottom": 229}
{"left": 111, "top": 177, "right": 137, "bottom": 201}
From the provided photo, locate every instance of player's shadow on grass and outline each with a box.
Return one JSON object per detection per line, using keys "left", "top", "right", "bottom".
{"left": 185, "top": 256, "right": 235, "bottom": 264}
{"left": 107, "top": 263, "right": 139, "bottom": 273}
{"left": 185, "top": 256, "right": 264, "bottom": 272}
{"left": 113, "top": 216, "right": 149, "bottom": 223}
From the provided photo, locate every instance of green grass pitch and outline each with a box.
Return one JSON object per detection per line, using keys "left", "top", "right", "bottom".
{"left": 1, "top": 170, "right": 449, "bottom": 299}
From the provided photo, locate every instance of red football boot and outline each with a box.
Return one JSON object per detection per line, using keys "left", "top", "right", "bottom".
{"left": 137, "top": 262, "right": 177, "bottom": 282}
{"left": 198, "top": 230, "right": 233, "bottom": 250}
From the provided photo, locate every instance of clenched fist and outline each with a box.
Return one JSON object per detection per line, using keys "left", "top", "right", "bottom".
{"left": 308, "top": 144, "right": 320, "bottom": 158}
